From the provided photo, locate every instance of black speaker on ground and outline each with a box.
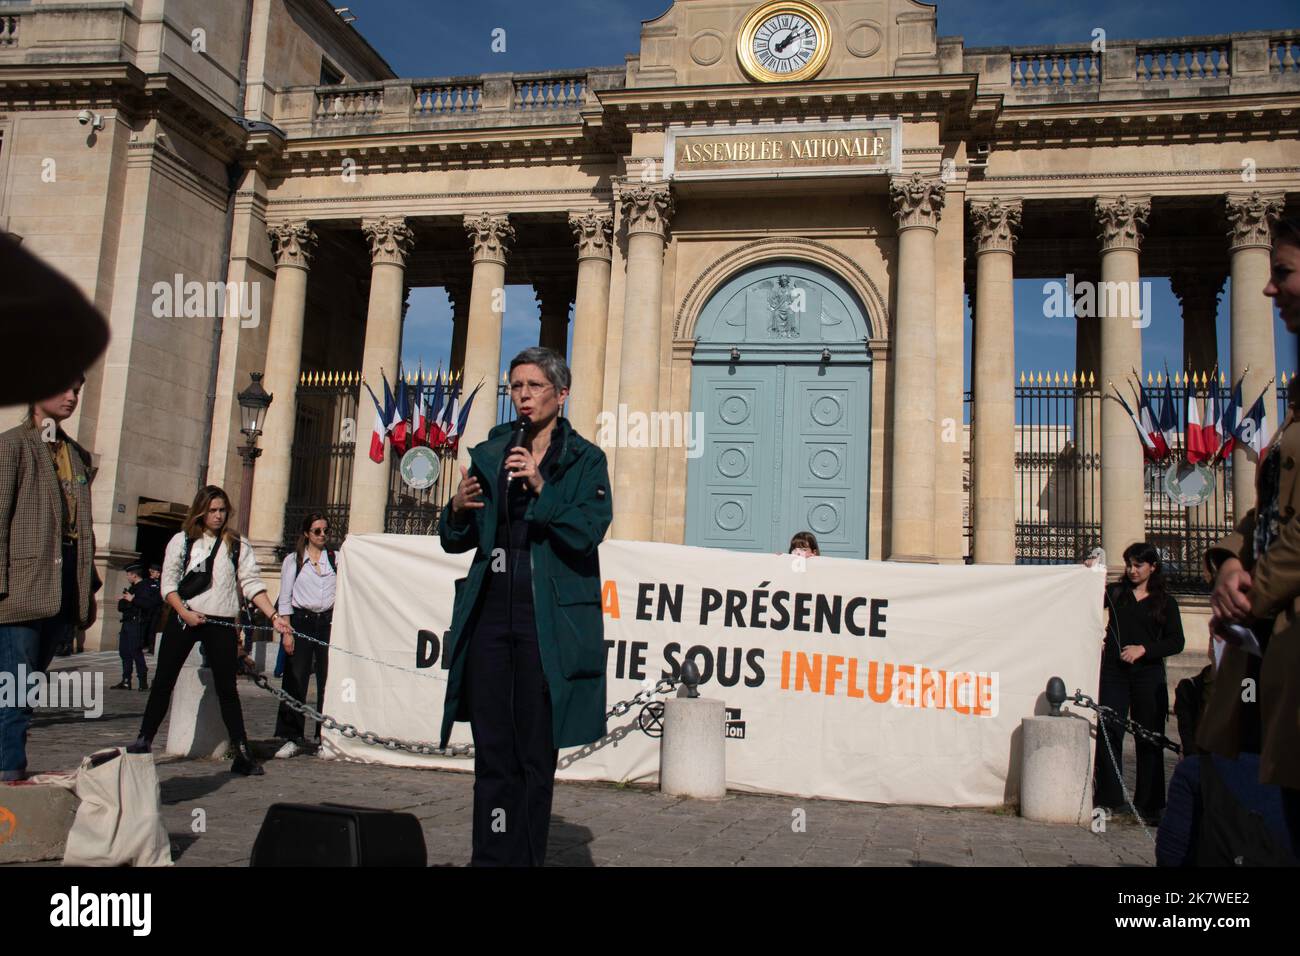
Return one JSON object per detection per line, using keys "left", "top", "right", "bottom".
{"left": 251, "top": 803, "right": 427, "bottom": 867}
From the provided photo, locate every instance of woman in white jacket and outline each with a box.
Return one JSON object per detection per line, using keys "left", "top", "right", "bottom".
{"left": 129, "top": 485, "right": 289, "bottom": 775}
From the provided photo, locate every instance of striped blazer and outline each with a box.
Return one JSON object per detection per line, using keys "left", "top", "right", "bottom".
{"left": 0, "top": 422, "right": 97, "bottom": 627}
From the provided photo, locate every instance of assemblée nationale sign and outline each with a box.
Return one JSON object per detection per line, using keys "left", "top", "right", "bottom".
{"left": 666, "top": 122, "right": 898, "bottom": 180}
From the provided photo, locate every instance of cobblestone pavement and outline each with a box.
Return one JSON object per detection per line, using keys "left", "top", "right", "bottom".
{"left": 7, "top": 652, "right": 1167, "bottom": 867}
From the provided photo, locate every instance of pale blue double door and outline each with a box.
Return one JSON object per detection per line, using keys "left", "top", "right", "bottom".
{"left": 687, "top": 364, "right": 870, "bottom": 557}
{"left": 684, "top": 262, "right": 873, "bottom": 559}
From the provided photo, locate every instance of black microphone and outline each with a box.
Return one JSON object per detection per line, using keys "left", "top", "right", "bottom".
{"left": 504, "top": 415, "right": 531, "bottom": 487}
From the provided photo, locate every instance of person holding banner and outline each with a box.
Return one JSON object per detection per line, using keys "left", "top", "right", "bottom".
{"left": 1202, "top": 215, "right": 1300, "bottom": 856}
{"left": 1094, "top": 542, "right": 1185, "bottom": 823}
{"left": 439, "top": 347, "right": 613, "bottom": 866}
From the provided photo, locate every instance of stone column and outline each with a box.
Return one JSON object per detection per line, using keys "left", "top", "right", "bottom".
{"left": 446, "top": 276, "right": 470, "bottom": 374}
{"left": 457, "top": 212, "right": 515, "bottom": 466}
{"left": 567, "top": 208, "right": 614, "bottom": 440}
{"left": 1095, "top": 195, "right": 1151, "bottom": 567}
{"left": 611, "top": 180, "right": 673, "bottom": 541}
{"left": 1171, "top": 266, "right": 1224, "bottom": 383}
{"left": 347, "top": 216, "right": 415, "bottom": 534}
{"left": 888, "top": 173, "right": 946, "bottom": 561}
{"left": 248, "top": 221, "right": 318, "bottom": 554}
{"left": 1227, "top": 190, "right": 1285, "bottom": 519}
{"left": 970, "top": 199, "right": 1022, "bottom": 564}
{"left": 1073, "top": 268, "right": 1103, "bottom": 546}
{"left": 534, "top": 276, "right": 575, "bottom": 355}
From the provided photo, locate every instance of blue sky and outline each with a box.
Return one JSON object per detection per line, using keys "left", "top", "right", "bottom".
{"left": 347, "top": 1, "right": 1298, "bottom": 391}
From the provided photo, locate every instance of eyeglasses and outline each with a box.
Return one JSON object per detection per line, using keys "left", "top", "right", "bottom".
{"left": 509, "top": 382, "right": 554, "bottom": 397}
{"left": 309, "top": 527, "right": 327, "bottom": 536}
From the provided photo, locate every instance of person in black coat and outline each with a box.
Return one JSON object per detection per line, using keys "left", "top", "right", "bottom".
{"left": 1094, "top": 542, "right": 1185, "bottom": 823}
{"left": 112, "top": 563, "right": 160, "bottom": 690}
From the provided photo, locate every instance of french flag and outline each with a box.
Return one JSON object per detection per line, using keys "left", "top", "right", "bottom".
{"left": 1113, "top": 386, "right": 1159, "bottom": 461}
{"left": 412, "top": 373, "right": 428, "bottom": 448}
{"left": 363, "top": 382, "right": 387, "bottom": 464}
{"left": 390, "top": 376, "right": 409, "bottom": 454}
{"left": 1186, "top": 386, "right": 1207, "bottom": 464}
{"left": 1218, "top": 378, "right": 1243, "bottom": 459}
{"left": 1159, "top": 375, "right": 1178, "bottom": 461}
{"left": 447, "top": 381, "right": 484, "bottom": 452}
{"left": 1136, "top": 380, "right": 1168, "bottom": 459}
{"left": 1234, "top": 389, "right": 1271, "bottom": 460}
{"left": 427, "top": 368, "right": 447, "bottom": 448}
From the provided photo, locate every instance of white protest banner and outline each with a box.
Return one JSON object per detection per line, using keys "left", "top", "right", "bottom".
{"left": 320, "top": 534, "right": 1103, "bottom": 807}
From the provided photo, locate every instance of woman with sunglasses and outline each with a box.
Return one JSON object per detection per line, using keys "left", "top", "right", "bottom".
{"left": 272, "top": 512, "right": 337, "bottom": 758}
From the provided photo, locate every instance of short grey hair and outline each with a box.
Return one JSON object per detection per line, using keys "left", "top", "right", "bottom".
{"left": 508, "top": 347, "right": 571, "bottom": 393}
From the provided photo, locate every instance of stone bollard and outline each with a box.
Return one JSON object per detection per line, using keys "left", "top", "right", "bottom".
{"left": 1020, "top": 715, "right": 1091, "bottom": 826}
{"left": 0, "top": 780, "right": 79, "bottom": 863}
{"left": 659, "top": 697, "right": 726, "bottom": 799}
{"left": 165, "top": 646, "right": 232, "bottom": 759}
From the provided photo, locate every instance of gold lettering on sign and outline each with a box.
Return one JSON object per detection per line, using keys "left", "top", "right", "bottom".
{"left": 676, "top": 130, "right": 892, "bottom": 175}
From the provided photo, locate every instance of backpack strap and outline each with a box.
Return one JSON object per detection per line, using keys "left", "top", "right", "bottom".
{"left": 327, "top": 547, "right": 337, "bottom": 572}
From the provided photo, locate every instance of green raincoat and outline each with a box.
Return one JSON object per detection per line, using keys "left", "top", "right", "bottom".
{"left": 437, "top": 416, "right": 612, "bottom": 749}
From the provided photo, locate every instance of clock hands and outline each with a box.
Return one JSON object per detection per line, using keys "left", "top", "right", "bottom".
{"left": 773, "top": 27, "right": 813, "bottom": 54}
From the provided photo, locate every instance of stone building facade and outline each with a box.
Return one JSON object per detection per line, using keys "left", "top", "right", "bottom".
{"left": 2, "top": 0, "right": 1299, "bottom": 647}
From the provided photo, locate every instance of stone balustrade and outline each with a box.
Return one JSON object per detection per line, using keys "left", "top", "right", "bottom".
{"left": 0, "top": 14, "right": 17, "bottom": 47}
{"left": 963, "top": 30, "right": 1300, "bottom": 101}
{"left": 284, "top": 67, "right": 624, "bottom": 135}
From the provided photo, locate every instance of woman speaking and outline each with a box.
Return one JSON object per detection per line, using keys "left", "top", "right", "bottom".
{"left": 439, "top": 347, "right": 612, "bottom": 866}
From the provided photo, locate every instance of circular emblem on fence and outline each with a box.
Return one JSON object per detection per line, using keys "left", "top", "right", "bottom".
{"left": 399, "top": 446, "right": 441, "bottom": 491}
{"left": 638, "top": 701, "right": 666, "bottom": 738}
{"left": 1164, "top": 459, "right": 1215, "bottom": 507}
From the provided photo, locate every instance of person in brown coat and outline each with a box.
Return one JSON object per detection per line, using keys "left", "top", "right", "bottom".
{"left": 1202, "top": 215, "right": 1300, "bottom": 856}
{"left": 0, "top": 378, "right": 98, "bottom": 780}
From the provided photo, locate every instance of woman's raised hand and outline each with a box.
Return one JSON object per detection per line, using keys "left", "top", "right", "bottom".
{"left": 451, "top": 465, "right": 485, "bottom": 513}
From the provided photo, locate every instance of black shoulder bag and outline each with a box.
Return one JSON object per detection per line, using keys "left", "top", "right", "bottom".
{"left": 176, "top": 535, "right": 218, "bottom": 600}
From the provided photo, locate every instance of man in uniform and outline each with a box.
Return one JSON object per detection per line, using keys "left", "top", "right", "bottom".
{"left": 112, "top": 562, "right": 159, "bottom": 690}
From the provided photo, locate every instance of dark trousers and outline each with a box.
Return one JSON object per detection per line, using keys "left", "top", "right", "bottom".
{"left": 1095, "top": 663, "right": 1169, "bottom": 816}
{"left": 138, "top": 618, "right": 246, "bottom": 744}
{"left": 274, "top": 609, "right": 331, "bottom": 742}
{"left": 118, "top": 623, "right": 147, "bottom": 682}
{"left": 465, "top": 598, "right": 557, "bottom": 867}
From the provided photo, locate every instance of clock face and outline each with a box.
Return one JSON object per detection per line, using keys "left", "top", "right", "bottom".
{"left": 752, "top": 13, "right": 819, "bottom": 76}
{"left": 737, "top": 2, "right": 832, "bottom": 83}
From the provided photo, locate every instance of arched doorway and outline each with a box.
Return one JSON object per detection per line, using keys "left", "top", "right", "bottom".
{"left": 686, "top": 260, "right": 873, "bottom": 558}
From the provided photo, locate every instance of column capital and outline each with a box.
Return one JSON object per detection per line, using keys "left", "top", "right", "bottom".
{"left": 267, "top": 220, "right": 318, "bottom": 269}
{"left": 968, "top": 198, "right": 1023, "bottom": 255}
{"left": 890, "top": 172, "right": 946, "bottom": 232}
{"left": 463, "top": 212, "right": 515, "bottom": 265}
{"left": 1226, "top": 190, "right": 1285, "bottom": 251}
{"left": 1094, "top": 194, "right": 1150, "bottom": 252}
{"left": 617, "top": 180, "right": 674, "bottom": 239}
{"left": 362, "top": 216, "right": 416, "bottom": 266}
{"left": 1169, "top": 265, "right": 1225, "bottom": 311}
{"left": 534, "top": 275, "right": 576, "bottom": 314}
{"left": 569, "top": 208, "right": 615, "bottom": 261}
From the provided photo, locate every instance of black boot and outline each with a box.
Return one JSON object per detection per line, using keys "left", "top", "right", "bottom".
{"left": 126, "top": 735, "right": 152, "bottom": 754}
{"left": 138, "top": 674, "right": 149, "bottom": 692}
{"left": 110, "top": 678, "right": 131, "bottom": 690}
{"left": 231, "top": 741, "right": 264, "bottom": 776}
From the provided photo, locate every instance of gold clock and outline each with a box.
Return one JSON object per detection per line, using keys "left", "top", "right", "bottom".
{"left": 737, "top": 1, "right": 832, "bottom": 83}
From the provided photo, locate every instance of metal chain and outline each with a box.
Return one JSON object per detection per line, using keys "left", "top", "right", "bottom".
{"left": 210, "top": 619, "right": 684, "bottom": 759}
{"left": 1070, "top": 689, "right": 1171, "bottom": 845}
{"left": 1069, "top": 690, "right": 1182, "bottom": 754}
{"left": 212, "top": 618, "right": 443, "bottom": 682}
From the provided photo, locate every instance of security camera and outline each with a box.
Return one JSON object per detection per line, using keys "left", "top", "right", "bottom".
{"left": 76, "top": 110, "right": 104, "bottom": 131}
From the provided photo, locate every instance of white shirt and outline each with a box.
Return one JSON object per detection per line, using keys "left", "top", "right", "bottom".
{"left": 161, "top": 530, "right": 267, "bottom": 618}
{"left": 278, "top": 549, "right": 336, "bottom": 615}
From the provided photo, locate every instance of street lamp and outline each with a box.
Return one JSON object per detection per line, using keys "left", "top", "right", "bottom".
{"left": 236, "top": 372, "right": 273, "bottom": 536}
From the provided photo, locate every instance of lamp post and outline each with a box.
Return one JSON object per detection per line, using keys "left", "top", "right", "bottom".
{"left": 236, "top": 372, "right": 273, "bottom": 537}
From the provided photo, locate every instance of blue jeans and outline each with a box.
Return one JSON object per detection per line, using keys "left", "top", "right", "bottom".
{"left": 1, "top": 540, "right": 78, "bottom": 778}
{"left": 0, "top": 614, "right": 73, "bottom": 777}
